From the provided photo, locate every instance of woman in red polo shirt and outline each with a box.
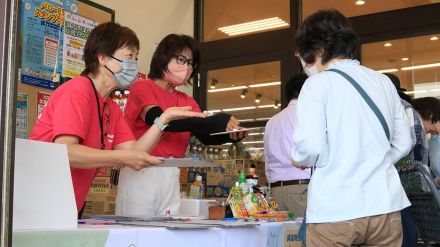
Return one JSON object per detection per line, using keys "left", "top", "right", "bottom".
{"left": 29, "top": 23, "right": 205, "bottom": 214}
{"left": 116, "top": 34, "right": 244, "bottom": 216}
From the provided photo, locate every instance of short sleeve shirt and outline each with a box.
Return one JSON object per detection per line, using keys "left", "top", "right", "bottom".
{"left": 29, "top": 76, "right": 135, "bottom": 210}
{"left": 124, "top": 79, "right": 201, "bottom": 158}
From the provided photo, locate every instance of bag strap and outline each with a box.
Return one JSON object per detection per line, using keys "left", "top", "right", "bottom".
{"left": 327, "top": 68, "right": 390, "bottom": 141}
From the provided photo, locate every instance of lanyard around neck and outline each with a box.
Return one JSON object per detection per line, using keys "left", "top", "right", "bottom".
{"left": 85, "top": 76, "right": 106, "bottom": 150}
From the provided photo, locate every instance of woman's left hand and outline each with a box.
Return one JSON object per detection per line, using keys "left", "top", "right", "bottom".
{"left": 226, "top": 116, "right": 247, "bottom": 140}
{"left": 161, "top": 106, "right": 207, "bottom": 124}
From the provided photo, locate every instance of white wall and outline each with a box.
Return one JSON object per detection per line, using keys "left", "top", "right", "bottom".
{"left": 92, "top": 0, "right": 194, "bottom": 95}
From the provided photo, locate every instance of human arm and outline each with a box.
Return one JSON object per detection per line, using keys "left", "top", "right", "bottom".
{"left": 388, "top": 94, "right": 412, "bottom": 164}
{"left": 125, "top": 105, "right": 207, "bottom": 152}
{"left": 291, "top": 78, "right": 328, "bottom": 168}
{"left": 54, "top": 135, "right": 161, "bottom": 170}
{"left": 142, "top": 105, "right": 244, "bottom": 145}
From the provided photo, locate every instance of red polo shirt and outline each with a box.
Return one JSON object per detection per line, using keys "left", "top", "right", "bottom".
{"left": 30, "top": 76, "right": 135, "bottom": 211}
{"left": 124, "top": 79, "right": 201, "bottom": 158}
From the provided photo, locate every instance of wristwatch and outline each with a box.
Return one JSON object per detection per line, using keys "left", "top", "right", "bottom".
{"left": 154, "top": 116, "right": 168, "bottom": 131}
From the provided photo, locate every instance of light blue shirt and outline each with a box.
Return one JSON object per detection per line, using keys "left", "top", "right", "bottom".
{"left": 292, "top": 59, "right": 411, "bottom": 223}
{"left": 264, "top": 100, "right": 311, "bottom": 184}
{"left": 429, "top": 135, "right": 440, "bottom": 179}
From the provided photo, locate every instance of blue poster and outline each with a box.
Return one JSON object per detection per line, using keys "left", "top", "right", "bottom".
{"left": 16, "top": 93, "right": 28, "bottom": 139}
{"left": 21, "top": 0, "right": 78, "bottom": 89}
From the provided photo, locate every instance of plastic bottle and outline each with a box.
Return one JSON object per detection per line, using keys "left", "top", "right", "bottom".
{"left": 239, "top": 172, "right": 249, "bottom": 194}
{"left": 207, "top": 147, "right": 214, "bottom": 160}
{"left": 189, "top": 175, "right": 204, "bottom": 199}
{"left": 246, "top": 164, "right": 259, "bottom": 188}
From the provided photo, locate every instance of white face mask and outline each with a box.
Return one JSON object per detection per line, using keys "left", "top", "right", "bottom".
{"left": 106, "top": 56, "right": 138, "bottom": 89}
{"left": 300, "top": 57, "right": 320, "bottom": 77}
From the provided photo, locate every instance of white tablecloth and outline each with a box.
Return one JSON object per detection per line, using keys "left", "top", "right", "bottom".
{"left": 13, "top": 221, "right": 302, "bottom": 247}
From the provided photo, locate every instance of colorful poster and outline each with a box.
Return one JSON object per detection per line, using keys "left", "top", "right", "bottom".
{"left": 62, "top": 12, "right": 96, "bottom": 78}
{"left": 16, "top": 93, "right": 29, "bottom": 139}
{"left": 37, "top": 91, "right": 51, "bottom": 118}
{"left": 20, "top": 0, "right": 78, "bottom": 89}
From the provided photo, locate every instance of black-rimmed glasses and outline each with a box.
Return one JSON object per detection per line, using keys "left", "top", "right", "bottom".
{"left": 173, "top": 55, "right": 196, "bottom": 69}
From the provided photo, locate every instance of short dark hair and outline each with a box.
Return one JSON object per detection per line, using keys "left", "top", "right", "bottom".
{"left": 148, "top": 34, "right": 200, "bottom": 81}
{"left": 285, "top": 74, "right": 308, "bottom": 101}
{"left": 295, "top": 9, "right": 359, "bottom": 64}
{"left": 82, "top": 22, "right": 139, "bottom": 76}
{"left": 412, "top": 97, "right": 440, "bottom": 123}
{"left": 383, "top": 73, "right": 412, "bottom": 103}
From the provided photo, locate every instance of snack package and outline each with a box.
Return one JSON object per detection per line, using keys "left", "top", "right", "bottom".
{"left": 243, "top": 193, "right": 259, "bottom": 215}
{"left": 253, "top": 211, "right": 292, "bottom": 221}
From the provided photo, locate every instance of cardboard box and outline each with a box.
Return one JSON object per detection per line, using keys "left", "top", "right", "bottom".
{"left": 84, "top": 175, "right": 117, "bottom": 216}
{"left": 180, "top": 167, "right": 189, "bottom": 184}
{"left": 205, "top": 185, "right": 229, "bottom": 198}
{"left": 82, "top": 200, "right": 115, "bottom": 216}
{"left": 207, "top": 170, "right": 224, "bottom": 186}
{"left": 284, "top": 224, "right": 302, "bottom": 247}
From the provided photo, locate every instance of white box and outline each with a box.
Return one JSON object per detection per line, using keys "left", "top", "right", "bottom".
{"left": 13, "top": 139, "right": 77, "bottom": 230}
{"left": 177, "top": 199, "right": 217, "bottom": 217}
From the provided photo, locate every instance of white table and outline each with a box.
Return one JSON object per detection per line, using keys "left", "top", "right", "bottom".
{"left": 13, "top": 221, "right": 302, "bottom": 247}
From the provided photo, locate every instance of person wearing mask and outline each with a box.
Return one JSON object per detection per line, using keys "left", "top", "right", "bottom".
{"left": 29, "top": 22, "right": 205, "bottom": 214}
{"left": 116, "top": 34, "right": 244, "bottom": 217}
{"left": 291, "top": 9, "right": 411, "bottom": 246}
{"left": 264, "top": 74, "right": 310, "bottom": 217}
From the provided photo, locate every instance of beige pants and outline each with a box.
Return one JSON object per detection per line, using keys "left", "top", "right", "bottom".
{"left": 271, "top": 184, "right": 308, "bottom": 217}
{"left": 307, "top": 211, "right": 403, "bottom": 247}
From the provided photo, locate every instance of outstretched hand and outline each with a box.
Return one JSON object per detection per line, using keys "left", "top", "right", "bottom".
{"left": 120, "top": 149, "right": 163, "bottom": 171}
{"left": 226, "top": 116, "right": 248, "bottom": 140}
{"left": 161, "top": 106, "right": 207, "bottom": 124}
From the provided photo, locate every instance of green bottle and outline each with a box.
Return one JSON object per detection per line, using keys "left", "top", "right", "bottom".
{"left": 239, "top": 172, "right": 246, "bottom": 184}
{"left": 239, "top": 172, "right": 249, "bottom": 194}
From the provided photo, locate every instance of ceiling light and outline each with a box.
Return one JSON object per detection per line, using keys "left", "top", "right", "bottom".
{"left": 205, "top": 109, "right": 221, "bottom": 114}
{"left": 248, "top": 133, "right": 261, "bottom": 136}
{"left": 401, "top": 63, "right": 440, "bottom": 71}
{"left": 218, "top": 17, "right": 289, "bottom": 36}
{"left": 243, "top": 141, "right": 264, "bottom": 144}
{"left": 208, "top": 85, "right": 247, "bottom": 93}
{"left": 249, "top": 81, "right": 281, "bottom": 88}
{"left": 248, "top": 147, "right": 264, "bottom": 150}
{"left": 401, "top": 57, "right": 409, "bottom": 61}
{"left": 240, "top": 89, "right": 248, "bottom": 99}
{"left": 222, "top": 106, "right": 257, "bottom": 112}
{"left": 355, "top": 0, "right": 365, "bottom": 5}
{"left": 210, "top": 79, "right": 218, "bottom": 89}
{"left": 404, "top": 90, "right": 429, "bottom": 95}
{"left": 430, "top": 36, "right": 439, "bottom": 41}
{"left": 257, "top": 104, "right": 274, "bottom": 108}
{"left": 255, "top": 93, "right": 262, "bottom": 103}
{"left": 256, "top": 117, "right": 272, "bottom": 121}
{"left": 238, "top": 119, "right": 255, "bottom": 122}
{"left": 430, "top": 89, "right": 440, "bottom": 92}
{"left": 384, "top": 42, "right": 392, "bottom": 47}
{"left": 208, "top": 81, "right": 280, "bottom": 93}
{"left": 222, "top": 143, "right": 232, "bottom": 146}
{"left": 376, "top": 68, "right": 399, "bottom": 73}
